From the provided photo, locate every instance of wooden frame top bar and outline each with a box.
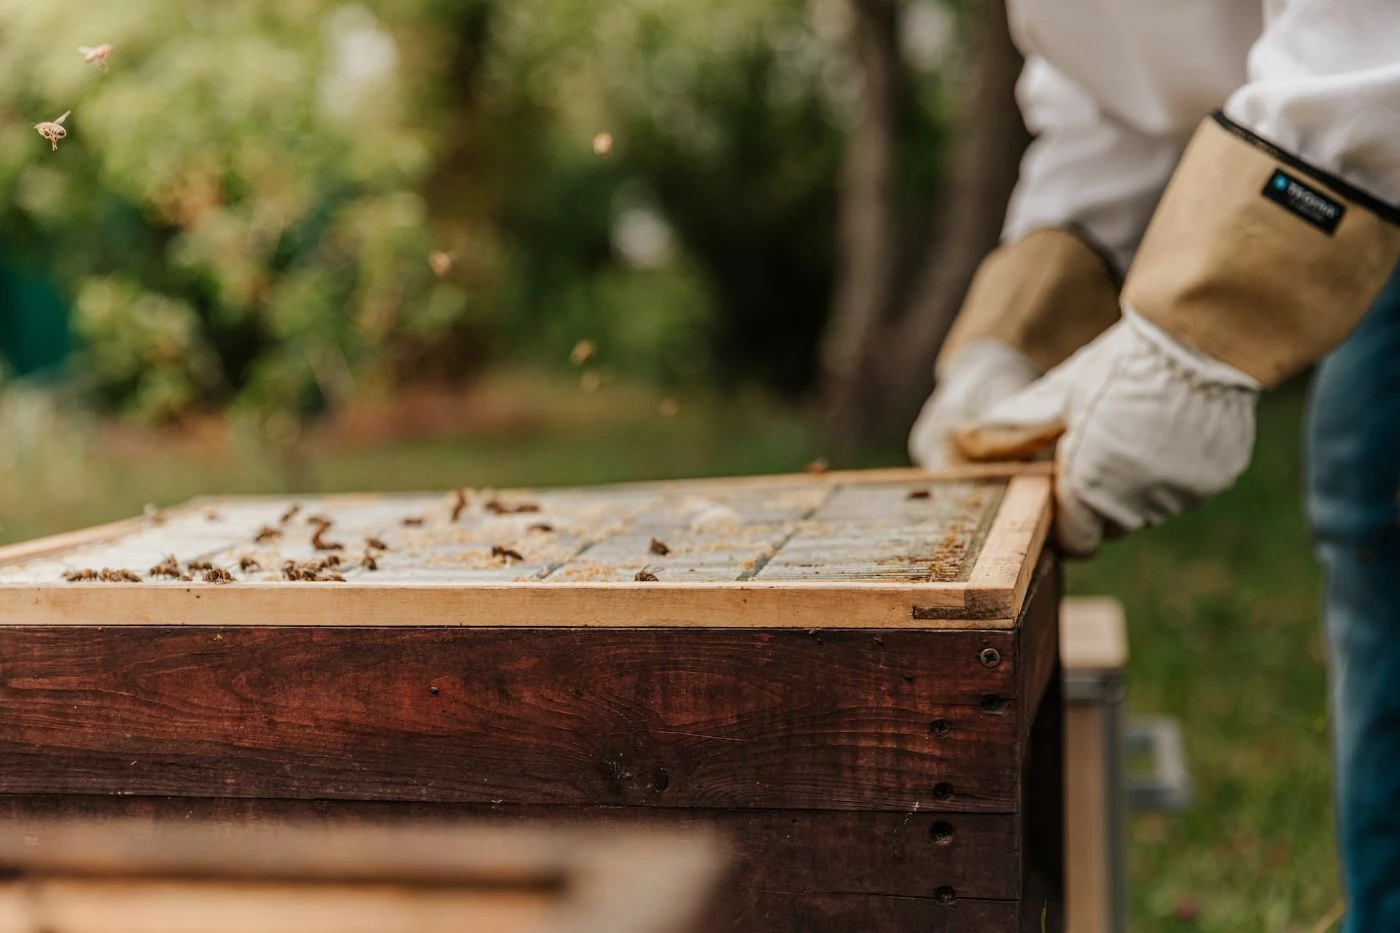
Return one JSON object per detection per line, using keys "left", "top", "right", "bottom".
{"left": 0, "top": 466, "right": 1051, "bottom": 630}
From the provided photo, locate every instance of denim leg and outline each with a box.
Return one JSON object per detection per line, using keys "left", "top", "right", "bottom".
{"left": 1306, "top": 264, "right": 1400, "bottom": 933}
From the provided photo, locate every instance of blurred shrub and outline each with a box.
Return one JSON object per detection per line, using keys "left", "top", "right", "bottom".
{"left": 0, "top": 0, "right": 962, "bottom": 425}
{"left": 0, "top": 0, "right": 469, "bottom": 429}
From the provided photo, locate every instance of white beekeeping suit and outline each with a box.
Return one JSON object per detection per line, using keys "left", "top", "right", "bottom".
{"left": 910, "top": 0, "right": 1400, "bottom": 553}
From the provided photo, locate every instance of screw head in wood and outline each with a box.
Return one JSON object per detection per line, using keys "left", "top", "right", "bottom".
{"left": 978, "top": 647, "right": 1001, "bottom": 668}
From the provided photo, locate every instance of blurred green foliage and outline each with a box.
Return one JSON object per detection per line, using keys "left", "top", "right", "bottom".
{"left": 0, "top": 0, "right": 963, "bottom": 425}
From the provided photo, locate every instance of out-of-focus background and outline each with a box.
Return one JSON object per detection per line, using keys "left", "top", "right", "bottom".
{"left": 0, "top": 1, "right": 1332, "bottom": 929}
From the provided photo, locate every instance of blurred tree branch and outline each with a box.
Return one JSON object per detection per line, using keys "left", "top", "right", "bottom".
{"left": 821, "top": 0, "right": 1029, "bottom": 450}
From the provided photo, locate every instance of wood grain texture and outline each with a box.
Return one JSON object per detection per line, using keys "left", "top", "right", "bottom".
{"left": 964, "top": 475, "right": 1053, "bottom": 619}
{"left": 0, "top": 625, "right": 1023, "bottom": 811}
{"left": 0, "top": 798, "right": 1025, "bottom": 902}
{"left": 0, "top": 579, "right": 1021, "bottom": 631}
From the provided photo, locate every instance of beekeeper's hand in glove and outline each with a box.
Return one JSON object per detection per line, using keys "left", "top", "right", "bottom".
{"left": 954, "top": 308, "right": 1259, "bottom": 555}
{"left": 908, "top": 228, "right": 1125, "bottom": 470}
{"left": 908, "top": 341, "right": 1039, "bottom": 469}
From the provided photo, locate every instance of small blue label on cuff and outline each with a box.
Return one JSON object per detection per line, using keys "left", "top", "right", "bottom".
{"left": 1261, "top": 169, "right": 1345, "bottom": 235}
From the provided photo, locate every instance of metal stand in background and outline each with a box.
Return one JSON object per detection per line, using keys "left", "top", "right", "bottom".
{"left": 1063, "top": 598, "right": 1192, "bottom": 933}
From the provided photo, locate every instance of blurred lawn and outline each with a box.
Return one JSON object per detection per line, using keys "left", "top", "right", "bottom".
{"left": 0, "top": 377, "right": 1336, "bottom": 932}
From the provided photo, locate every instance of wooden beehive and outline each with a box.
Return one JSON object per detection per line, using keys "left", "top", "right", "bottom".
{"left": 0, "top": 465, "right": 1061, "bottom": 933}
{"left": 0, "top": 819, "right": 724, "bottom": 933}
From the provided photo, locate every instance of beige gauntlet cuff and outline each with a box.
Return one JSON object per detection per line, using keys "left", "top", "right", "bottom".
{"left": 1125, "top": 114, "right": 1400, "bottom": 387}
{"left": 938, "top": 228, "right": 1122, "bottom": 375}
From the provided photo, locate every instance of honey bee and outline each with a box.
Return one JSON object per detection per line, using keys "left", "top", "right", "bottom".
{"left": 254, "top": 525, "right": 282, "bottom": 544}
{"left": 34, "top": 111, "right": 70, "bottom": 151}
{"left": 322, "top": 572, "right": 346, "bottom": 582}
{"left": 306, "top": 515, "right": 334, "bottom": 529}
{"left": 238, "top": 556, "right": 260, "bottom": 572}
{"left": 361, "top": 551, "right": 379, "bottom": 571}
{"left": 634, "top": 566, "right": 659, "bottom": 582}
{"left": 428, "top": 251, "right": 454, "bottom": 278}
{"left": 311, "top": 528, "right": 344, "bottom": 551}
{"left": 100, "top": 568, "right": 141, "bottom": 583}
{"left": 450, "top": 488, "right": 468, "bottom": 522}
{"left": 527, "top": 523, "right": 554, "bottom": 534}
{"left": 649, "top": 538, "right": 670, "bottom": 556}
{"left": 149, "top": 555, "right": 183, "bottom": 579}
{"left": 186, "top": 560, "right": 214, "bottom": 572}
{"left": 484, "top": 499, "right": 540, "bottom": 515}
{"left": 906, "top": 489, "right": 931, "bottom": 500}
{"left": 63, "top": 568, "right": 99, "bottom": 582}
{"left": 491, "top": 545, "right": 525, "bottom": 564}
{"left": 203, "top": 568, "right": 234, "bottom": 584}
{"left": 366, "top": 536, "right": 390, "bottom": 551}
{"left": 78, "top": 44, "right": 113, "bottom": 72}
{"left": 401, "top": 516, "right": 425, "bottom": 527}
{"left": 280, "top": 503, "right": 301, "bottom": 524}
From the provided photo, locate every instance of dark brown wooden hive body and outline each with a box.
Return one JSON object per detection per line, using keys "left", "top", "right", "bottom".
{"left": 0, "top": 466, "right": 1062, "bottom": 933}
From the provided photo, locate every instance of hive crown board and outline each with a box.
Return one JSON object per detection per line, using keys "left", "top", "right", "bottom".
{"left": 0, "top": 466, "right": 1051, "bottom": 630}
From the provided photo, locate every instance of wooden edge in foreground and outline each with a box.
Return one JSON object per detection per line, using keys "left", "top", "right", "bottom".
{"left": 0, "top": 820, "right": 725, "bottom": 933}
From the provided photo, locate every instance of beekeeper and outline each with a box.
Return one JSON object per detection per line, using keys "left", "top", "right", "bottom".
{"left": 907, "top": 1, "right": 1400, "bottom": 927}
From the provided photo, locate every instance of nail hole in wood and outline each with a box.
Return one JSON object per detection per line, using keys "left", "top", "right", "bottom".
{"left": 933, "top": 782, "right": 954, "bottom": 801}
{"left": 930, "top": 821, "right": 954, "bottom": 845}
{"left": 935, "top": 886, "right": 956, "bottom": 905}
{"left": 980, "top": 694, "right": 1006, "bottom": 713}
{"left": 928, "top": 719, "right": 951, "bottom": 738}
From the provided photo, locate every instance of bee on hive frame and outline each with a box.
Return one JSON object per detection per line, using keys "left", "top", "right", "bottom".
{"left": 34, "top": 111, "right": 70, "bottom": 151}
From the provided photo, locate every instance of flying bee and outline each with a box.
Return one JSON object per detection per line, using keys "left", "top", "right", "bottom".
{"left": 34, "top": 111, "right": 70, "bottom": 151}
{"left": 365, "top": 536, "right": 390, "bottom": 551}
{"left": 450, "top": 488, "right": 468, "bottom": 522}
{"left": 238, "top": 556, "right": 260, "bottom": 573}
{"left": 491, "top": 545, "right": 524, "bottom": 564}
{"left": 428, "top": 251, "right": 454, "bottom": 278}
{"left": 78, "top": 44, "right": 113, "bottom": 72}
{"left": 649, "top": 538, "right": 670, "bottom": 556}
{"left": 254, "top": 525, "right": 281, "bottom": 544}
{"left": 361, "top": 551, "right": 379, "bottom": 571}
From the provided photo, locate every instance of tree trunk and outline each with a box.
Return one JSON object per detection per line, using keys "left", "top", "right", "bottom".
{"left": 820, "top": 0, "right": 908, "bottom": 446}
{"left": 820, "top": 0, "right": 1029, "bottom": 450}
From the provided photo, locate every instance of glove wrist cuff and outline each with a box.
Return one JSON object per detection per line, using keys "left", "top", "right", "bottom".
{"left": 938, "top": 228, "right": 1122, "bottom": 375}
{"left": 1124, "top": 113, "right": 1400, "bottom": 387}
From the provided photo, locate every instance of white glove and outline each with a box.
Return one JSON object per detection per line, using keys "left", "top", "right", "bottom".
{"left": 954, "top": 308, "right": 1260, "bottom": 555}
{"left": 908, "top": 340, "right": 1041, "bottom": 469}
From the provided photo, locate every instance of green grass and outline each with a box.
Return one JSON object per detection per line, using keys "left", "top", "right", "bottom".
{"left": 0, "top": 377, "right": 1338, "bottom": 931}
{"left": 1069, "top": 386, "right": 1338, "bottom": 933}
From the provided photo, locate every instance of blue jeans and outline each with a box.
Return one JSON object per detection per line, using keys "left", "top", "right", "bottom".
{"left": 1307, "top": 264, "right": 1400, "bottom": 932}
